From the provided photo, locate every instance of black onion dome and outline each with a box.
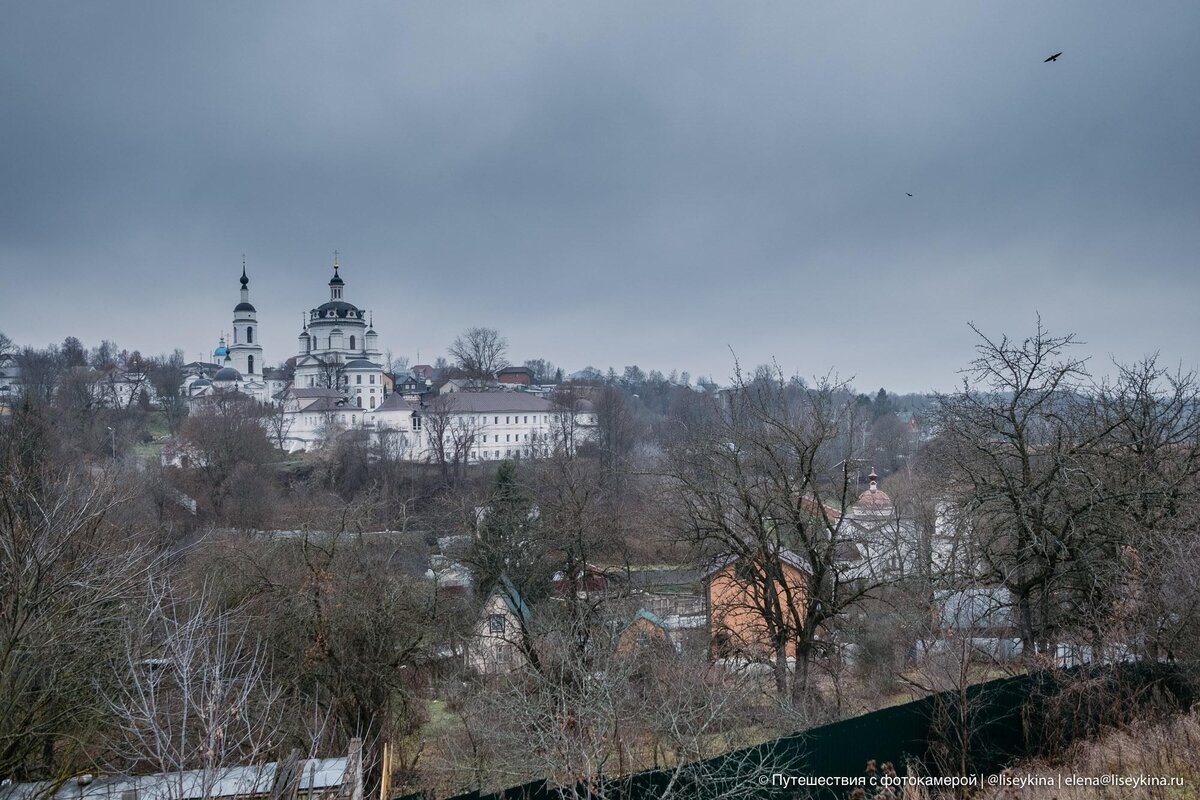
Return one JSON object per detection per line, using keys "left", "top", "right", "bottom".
{"left": 312, "top": 300, "right": 362, "bottom": 319}
{"left": 234, "top": 301, "right": 256, "bottom": 312}
{"left": 214, "top": 367, "right": 243, "bottom": 381}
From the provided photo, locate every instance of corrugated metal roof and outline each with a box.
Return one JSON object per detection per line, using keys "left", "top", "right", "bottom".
{"left": 935, "top": 587, "right": 1014, "bottom": 630}
{"left": 0, "top": 757, "right": 347, "bottom": 800}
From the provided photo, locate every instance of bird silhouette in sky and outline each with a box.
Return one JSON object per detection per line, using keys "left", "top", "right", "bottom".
{"left": 1044, "top": 52, "right": 1063, "bottom": 62}
{"left": 906, "top": 193, "right": 913, "bottom": 197}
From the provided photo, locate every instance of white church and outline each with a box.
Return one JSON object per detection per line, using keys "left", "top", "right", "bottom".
{"left": 187, "top": 257, "right": 595, "bottom": 460}
{"left": 183, "top": 262, "right": 288, "bottom": 403}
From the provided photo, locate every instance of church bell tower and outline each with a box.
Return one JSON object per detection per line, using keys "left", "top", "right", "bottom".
{"left": 229, "top": 257, "right": 264, "bottom": 377}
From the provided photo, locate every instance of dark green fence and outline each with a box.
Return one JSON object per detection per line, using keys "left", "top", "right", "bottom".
{"left": 411, "top": 663, "right": 1190, "bottom": 800}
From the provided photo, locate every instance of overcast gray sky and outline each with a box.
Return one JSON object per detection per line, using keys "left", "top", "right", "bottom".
{"left": 1, "top": 1, "right": 1196, "bottom": 391}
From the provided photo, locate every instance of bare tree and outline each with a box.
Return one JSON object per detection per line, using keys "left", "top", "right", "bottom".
{"left": 591, "top": 386, "right": 643, "bottom": 472}
{"left": 15, "top": 345, "right": 64, "bottom": 409}
{"left": 384, "top": 350, "right": 409, "bottom": 376}
{"left": 192, "top": 519, "right": 464, "bottom": 798}
{"left": 523, "top": 358, "right": 557, "bottom": 385}
{"left": 444, "top": 614, "right": 791, "bottom": 799}
{"left": 422, "top": 393, "right": 482, "bottom": 485}
{"left": 0, "top": 404, "right": 154, "bottom": 781}
{"left": 150, "top": 351, "right": 189, "bottom": 434}
{"left": 263, "top": 399, "right": 294, "bottom": 453}
{"left": 664, "top": 366, "right": 884, "bottom": 708}
{"left": 903, "top": 581, "right": 1014, "bottom": 781}
{"left": 101, "top": 583, "right": 285, "bottom": 793}
{"left": 175, "top": 391, "right": 274, "bottom": 517}
{"left": 448, "top": 327, "right": 508, "bottom": 385}
{"left": 927, "top": 321, "right": 1198, "bottom": 666}
{"left": 317, "top": 358, "right": 348, "bottom": 392}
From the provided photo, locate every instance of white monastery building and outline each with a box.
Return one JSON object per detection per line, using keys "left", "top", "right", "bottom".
{"left": 188, "top": 256, "right": 596, "bottom": 459}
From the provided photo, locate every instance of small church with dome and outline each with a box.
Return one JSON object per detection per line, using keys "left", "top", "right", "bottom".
{"left": 840, "top": 469, "right": 921, "bottom": 580}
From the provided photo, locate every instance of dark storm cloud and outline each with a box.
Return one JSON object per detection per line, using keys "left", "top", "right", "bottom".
{"left": 1, "top": 1, "right": 1197, "bottom": 389}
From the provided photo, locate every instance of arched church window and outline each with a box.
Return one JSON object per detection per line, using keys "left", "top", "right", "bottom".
{"left": 248, "top": 355, "right": 255, "bottom": 374}
{"left": 247, "top": 327, "right": 253, "bottom": 344}
{"left": 349, "top": 335, "right": 356, "bottom": 350}
{"left": 356, "top": 396, "right": 362, "bottom": 408}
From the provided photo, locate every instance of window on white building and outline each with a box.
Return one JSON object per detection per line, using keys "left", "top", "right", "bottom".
{"left": 357, "top": 375, "right": 362, "bottom": 384}
{"left": 356, "top": 397, "right": 362, "bottom": 407}
{"left": 370, "top": 397, "right": 376, "bottom": 409}
{"left": 412, "top": 415, "right": 422, "bottom": 431}
{"left": 370, "top": 374, "right": 376, "bottom": 384}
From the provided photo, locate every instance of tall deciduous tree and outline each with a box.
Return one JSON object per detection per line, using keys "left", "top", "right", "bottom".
{"left": 931, "top": 321, "right": 1200, "bottom": 665}
{"left": 664, "top": 367, "right": 881, "bottom": 707}
{"left": 0, "top": 403, "right": 152, "bottom": 780}
{"left": 176, "top": 391, "right": 273, "bottom": 517}
{"left": 449, "top": 327, "right": 508, "bottom": 385}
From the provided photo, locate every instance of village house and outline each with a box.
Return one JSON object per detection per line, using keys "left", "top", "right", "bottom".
{"left": 495, "top": 365, "right": 534, "bottom": 386}
{"left": 616, "top": 608, "right": 674, "bottom": 655}
{"left": 704, "top": 550, "right": 811, "bottom": 662}
{"left": 468, "top": 577, "right": 532, "bottom": 675}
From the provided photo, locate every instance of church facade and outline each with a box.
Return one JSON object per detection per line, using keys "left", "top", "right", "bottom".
{"left": 292, "top": 256, "right": 386, "bottom": 409}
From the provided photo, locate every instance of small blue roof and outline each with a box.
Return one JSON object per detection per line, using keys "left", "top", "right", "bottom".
{"left": 633, "top": 608, "right": 667, "bottom": 628}
{"left": 496, "top": 575, "right": 531, "bottom": 621}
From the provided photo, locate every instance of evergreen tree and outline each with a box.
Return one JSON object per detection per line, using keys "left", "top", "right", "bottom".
{"left": 473, "top": 461, "right": 549, "bottom": 602}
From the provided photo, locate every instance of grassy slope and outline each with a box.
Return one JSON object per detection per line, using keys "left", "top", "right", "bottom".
{"left": 972, "top": 710, "right": 1200, "bottom": 800}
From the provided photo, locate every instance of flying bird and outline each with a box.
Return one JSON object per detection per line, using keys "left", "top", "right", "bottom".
{"left": 906, "top": 193, "right": 913, "bottom": 197}
{"left": 1044, "top": 52, "right": 1062, "bottom": 62}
